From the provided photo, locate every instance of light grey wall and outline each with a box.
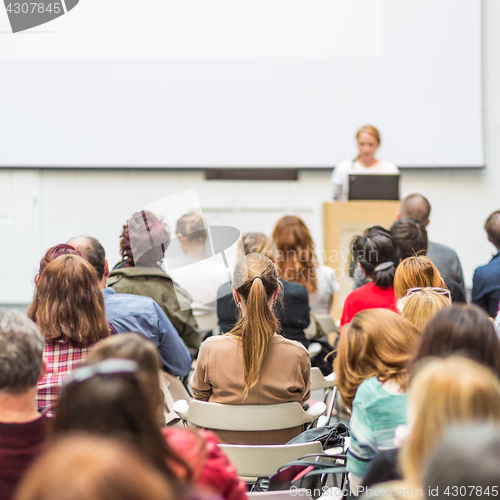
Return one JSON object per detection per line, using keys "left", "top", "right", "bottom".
{"left": 1, "top": 0, "right": 498, "bottom": 305}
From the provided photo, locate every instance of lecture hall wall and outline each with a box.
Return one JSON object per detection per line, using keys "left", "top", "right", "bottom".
{"left": 1, "top": 1, "right": 498, "bottom": 306}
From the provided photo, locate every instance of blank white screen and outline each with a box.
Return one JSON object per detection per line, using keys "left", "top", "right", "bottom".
{"left": 0, "top": 0, "right": 482, "bottom": 167}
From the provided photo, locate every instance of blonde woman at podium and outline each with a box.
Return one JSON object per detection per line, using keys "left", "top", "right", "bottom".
{"left": 331, "top": 125, "right": 399, "bottom": 201}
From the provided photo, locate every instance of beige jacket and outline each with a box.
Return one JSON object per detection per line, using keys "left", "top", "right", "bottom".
{"left": 191, "top": 333, "right": 311, "bottom": 444}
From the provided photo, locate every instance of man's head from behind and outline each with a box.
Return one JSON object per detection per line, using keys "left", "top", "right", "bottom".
{"left": 399, "top": 193, "right": 431, "bottom": 226}
{"left": 485, "top": 211, "right": 500, "bottom": 251}
{"left": 67, "top": 236, "right": 107, "bottom": 283}
{"left": 0, "top": 310, "right": 44, "bottom": 394}
{"left": 391, "top": 217, "right": 428, "bottom": 260}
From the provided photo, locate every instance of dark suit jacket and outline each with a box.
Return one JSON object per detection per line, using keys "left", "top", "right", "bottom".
{"left": 217, "top": 279, "right": 310, "bottom": 343}
{"left": 473, "top": 252, "right": 500, "bottom": 317}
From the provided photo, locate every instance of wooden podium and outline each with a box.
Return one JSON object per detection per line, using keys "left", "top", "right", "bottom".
{"left": 323, "top": 201, "right": 400, "bottom": 320}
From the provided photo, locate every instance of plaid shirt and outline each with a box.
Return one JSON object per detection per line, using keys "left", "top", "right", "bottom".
{"left": 36, "top": 339, "right": 95, "bottom": 411}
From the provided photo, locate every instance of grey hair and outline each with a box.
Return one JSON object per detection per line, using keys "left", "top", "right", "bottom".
{"left": 424, "top": 424, "right": 500, "bottom": 499}
{"left": 0, "top": 309, "right": 45, "bottom": 393}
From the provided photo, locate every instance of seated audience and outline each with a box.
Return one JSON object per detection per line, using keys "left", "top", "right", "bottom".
{"left": 68, "top": 236, "right": 191, "bottom": 377}
{"left": 394, "top": 256, "right": 446, "bottom": 301}
{"left": 472, "top": 210, "right": 500, "bottom": 317}
{"left": 397, "top": 193, "right": 465, "bottom": 289}
{"left": 272, "top": 215, "right": 340, "bottom": 315}
{"left": 390, "top": 218, "right": 465, "bottom": 302}
{"left": 15, "top": 435, "right": 176, "bottom": 500}
{"left": 28, "top": 255, "right": 110, "bottom": 411}
{"left": 334, "top": 309, "right": 420, "bottom": 489}
{"left": 169, "top": 213, "right": 230, "bottom": 319}
{"left": 424, "top": 425, "right": 500, "bottom": 500}
{"left": 217, "top": 233, "right": 333, "bottom": 374}
{"left": 400, "top": 288, "right": 451, "bottom": 330}
{"left": 108, "top": 210, "right": 201, "bottom": 351}
{"left": 0, "top": 310, "right": 47, "bottom": 500}
{"left": 192, "top": 253, "right": 311, "bottom": 445}
{"left": 362, "top": 304, "right": 500, "bottom": 488}
{"left": 341, "top": 227, "right": 399, "bottom": 327}
{"left": 400, "top": 357, "right": 500, "bottom": 490}
{"left": 85, "top": 334, "right": 247, "bottom": 500}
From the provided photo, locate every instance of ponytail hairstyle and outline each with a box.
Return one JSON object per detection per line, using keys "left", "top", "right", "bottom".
{"left": 231, "top": 253, "right": 279, "bottom": 396}
{"left": 351, "top": 226, "right": 399, "bottom": 289}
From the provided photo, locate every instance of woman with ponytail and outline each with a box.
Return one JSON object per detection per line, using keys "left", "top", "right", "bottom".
{"left": 191, "top": 253, "right": 311, "bottom": 445}
{"left": 340, "top": 226, "right": 399, "bottom": 328}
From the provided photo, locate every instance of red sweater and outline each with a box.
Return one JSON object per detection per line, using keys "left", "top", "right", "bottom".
{"left": 340, "top": 282, "right": 398, "bottom": 328}
{"left": 0, "top": 415, "right": 48, "bottom": 500}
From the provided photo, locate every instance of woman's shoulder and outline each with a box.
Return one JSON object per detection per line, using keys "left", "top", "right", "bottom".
{"left": 376, "top": 160, "right": 399, "bottom": 173}
{"left": 271, "top": 334, "right": 309, "bottom": 354}
{"left": 354, "top": 377, "right": 406, "bottom": 407}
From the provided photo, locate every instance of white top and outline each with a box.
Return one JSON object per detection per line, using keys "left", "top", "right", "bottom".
{"left": 168, "top": 256, "right": 231, "bottom": 316}
{"left": 308, "top": 265, "right": 341, "bottom": 315}
{"left": 331, "top": 159, "right": 400, "bottom": 201}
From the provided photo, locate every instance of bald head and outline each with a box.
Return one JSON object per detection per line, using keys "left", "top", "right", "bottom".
{"left": 399, "top": 194, "right": 431, "bottom": 226}
{"left": 67, "top": 236, "right": 107, "bottom": 281}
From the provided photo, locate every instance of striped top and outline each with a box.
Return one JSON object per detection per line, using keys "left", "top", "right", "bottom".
{"left": 347, "top": 376, "right": 407, "bottom": 478}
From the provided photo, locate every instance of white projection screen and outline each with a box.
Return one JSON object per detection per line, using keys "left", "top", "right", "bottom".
{"left": 0, "top": 0, "right": 482, "bottom": 168}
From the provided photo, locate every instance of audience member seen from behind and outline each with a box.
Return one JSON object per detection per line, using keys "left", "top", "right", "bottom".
{"left": 68, "top": 236, "right": 191, "bottom": 378}
{"left": 341, "top": 227, "right": 399, "bottom": 328}
{"left": 472, "top": 210, "right": 500, "bottom": 317}
{"left": 400, "top": 289, "right": 451, "bottom": 331}
{"left": 218, "top": 233, "right": 309, "bottom": 342}
{"left": 272, "top": 215, "right": 340, "bottom": 316}
{"left": 397, "top": 193, "right": 464, "bottom": 289}
{"left": 362, "top": 304, "right": 500, "bottom": 490}
{"left": 52, "top": 360, "right": 188, "bottom": 486}
{"left": 15, "top": 435, "right": 176, "bottom": 500}
{"left": 424, "top": 425, "right": 500, "bottom": 500}
{"left": 192, "top": 253, "right": 311, "bottom": 445}
{"left": 85, "top": 334, "right": 247, "bottom": 500}
{"left": 334, "top": 309, "right": 420, "bottom": 489}
{"left": 394, "top": 256, "right": 446, "bottom": 301}
{"left": 390, "top": 220, "right": 465, "bottom": 303}
{"left": 331, "top": 125, "right": 399, "bottom": 202}
{"left": 400, "top": 357, "right": 500, "bottom": 490}
{"left": 0, "top": 310, "right": 47, "bottom": 500}
{"left": 169, "top": 213, "right": 230, "bottom": 320}
{"left": 410, "top": 304, "right": 500, "bottom": 377}
{"left": 108, "top": 210, "right": 201, "bottom": 351}
{"left": 28, "top": 255, "right": 110, "bottom": 412}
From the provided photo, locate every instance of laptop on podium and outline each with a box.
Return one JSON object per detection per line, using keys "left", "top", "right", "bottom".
{"left": 348, "top": 174, "right": 400, "bottom": 201}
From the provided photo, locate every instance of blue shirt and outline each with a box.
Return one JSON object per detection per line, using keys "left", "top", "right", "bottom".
{"left": 102, "top": 288, "right": 191, "bottom": 377}
{"left": 472, "top": 252, "right": 500, "bottom": 318}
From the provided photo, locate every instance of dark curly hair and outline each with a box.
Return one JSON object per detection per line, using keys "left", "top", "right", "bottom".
{"left": 120, "top": 211, "right": 171, "bottom": 267}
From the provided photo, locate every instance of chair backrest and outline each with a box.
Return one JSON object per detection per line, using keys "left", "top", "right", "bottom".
{"left": 219, "top": 441, "right": 323, "bottom": 479}
{"left": 159, "top": 371, "right": 192, "bottom": 425}
{"left": 173, "top": 400, "right": 326, "bottom": 431}
{"left": 310, "top": 368, "right": 337, "bottom": 391}
{"left": 247, "top": 490, "right": 313, "bottom": 500}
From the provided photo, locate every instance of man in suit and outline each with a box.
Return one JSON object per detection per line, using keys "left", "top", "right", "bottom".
{"left": 472, "top": 211, "right": 500, "bottom": 317}
{"left": 397, "top": 193, "right": 465, "bottom": 290}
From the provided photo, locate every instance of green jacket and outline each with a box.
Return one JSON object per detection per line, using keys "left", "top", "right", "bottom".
{"left": 107, "top": 266, "right": 201, "bottom": 351}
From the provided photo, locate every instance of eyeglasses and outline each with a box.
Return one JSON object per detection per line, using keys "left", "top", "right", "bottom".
{"left": 405, "top": 287, "right": 451, "bottom": 301}
{"left": 65, "top": 359, "right": 138, "bottom": 387}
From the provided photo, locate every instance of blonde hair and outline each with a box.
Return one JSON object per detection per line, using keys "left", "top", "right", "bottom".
{"left": 231, "top": 253, "right": 279, "bottom": 396}
{"left": 334, "top": 309, "right": 420, "bottom": 408}
{"left": 401, "top": 357, "right": 500, "bottom": 487}
{"left": 236, "top": 232, "right": 276, "bottom": 262}
{"left": 356, "top": 125, "right": 381, "bottom": 145}
{"left": 394, "top": 256, "right": 442, "bottom": 299}
{"left": 401, "top": 289, "right": 451, "bottom": 330}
